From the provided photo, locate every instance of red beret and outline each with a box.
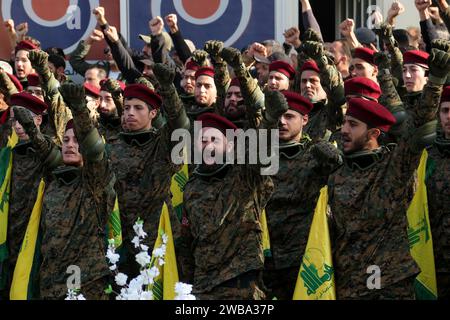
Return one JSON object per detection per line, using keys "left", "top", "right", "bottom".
{"left": 346, "top": 98, "right": 396, "bottom": 132}
{"left": 65, "top": 119, "right": 75, "bottom": 133}
{"left": 300, "top": 59, "right": 320, "bottom": 74}
{"left": 282, "top": 91, "right": 314, "bottom": 115}
{"left": 197, "top": 112, "right": 238, "bottom": 136}
{"left": 99, "top": 79, "right": 126, "bottom": 92}
{"left": 27, "top": 73, "right": 41, "bottom": 87}
{"left": 10, "top": 92, "right": 48, "bottom": 115}
{"left": 124, "top": 84, "right": 162, "bottom": 110}
{"left": 353, "top": 47, "right": 375, "bottom": 65}
{"left": 441, "top": 86, "right": 450, "bottom": 103}
{"left": 403, "top": 50, "right": 429, "bottom": 68}
{"left": 195, "top": 66, "right": 215, "bottom": 80}
{"left": 229, "top": 78, "right": 240, "bottom": 88}
{"left": 84, "top": 82, "right": 100, "bottom": 98}
{"left": 15, "top": 40, "right": 38, "bottom": 52}
{"left": 344, "top": 77, "right": 381, "bottom": 100}
{"left": 185, "top": 60, "right": 200, "bottom": 72}
{"left": 6, "top": 73, "right": 23, "bottom": 92}
{"left": 269, "top": 60, "right": 296, "bottom": 80}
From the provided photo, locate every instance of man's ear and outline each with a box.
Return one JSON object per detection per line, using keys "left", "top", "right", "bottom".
{"left": 367, "top": 127, "right": 381, "bottom": 141}
{"left": 149, "top": 108, "right": 158, "bottom": 120}
{"left": 302, "top": 113, "right": 309, "bottom": 127}
{"left": 372, "top": 65, "right": 378, "bottom": 77}
{"left": 34, "top": 114, "right": 43, "bottom": 127}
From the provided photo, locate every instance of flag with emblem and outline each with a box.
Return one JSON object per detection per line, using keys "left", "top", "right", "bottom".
{"left": 10, "top": 179, "right": 45, "bottom": 300}
{"left": 150, "top": 202, "right": 179, "bottom": 300}
{"left": 293, "top": 186, "right": 336, "bottom": 300}
{"left": 0, "top": 131, "right": 18, "bottom": 290}
{"left": 107, "top": 197, "right": 122, "bottom": 248}
{"left": 407, "top": 149, "right": 437, "bottom": 299}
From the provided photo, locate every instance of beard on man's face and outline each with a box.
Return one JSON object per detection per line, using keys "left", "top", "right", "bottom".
{"left": 342, "top": 132, "right": 370, "bottom": 155}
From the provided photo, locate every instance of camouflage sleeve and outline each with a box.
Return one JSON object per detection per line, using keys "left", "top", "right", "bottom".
{"left": 0, "top": 71, "right": 19, "bottom": 98}
{"left": 442, "top": 7, "right": 450, "bottom": 32}
{"left": 233, "top": 62, "right": 265, "bottom": 123}
{"left": 174, "top": 207, "right": 195, "bottom": 284}
{"left": 212, "top": 61, "right": 230, "bottom": 116}
{"left": 389, "top": 46, "right": 404, "bottom": 87}
{"left": 68, "top": 40, "right": 94, "bottom": 76}
{"left": 377, "top": 70, "right": 407, "bottom": 129}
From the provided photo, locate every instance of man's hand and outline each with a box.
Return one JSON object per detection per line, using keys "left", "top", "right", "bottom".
{"left": 429, "top": 6, "right": 443, "bottom": 22}
{"left": 4, "top": 19, "right": 15, "bottom": 35}
{"left": 428, "top": 40, "right": 450, "bottom": 84}
{"left": 220, "top": 47, "right": 243, "bottom": 69}
{"left": 339, "top": 19, "right": 355, "bottom": 38}
{"left": 300, "top": 41, "right": 324, "bottom": 60}
{"left": 13, "top": 106, "right": 38, "bottom": 138}
{"left": 165, "top": 14, "right": 178, "bottom": 34}
{"left": 204, "top": 40, "right": 224, "bottom": 63}
{"left": 153, "top": 63, "right": 176, "bottom": 87}
{"left": 387, "top": 1, "right": 405, "bottom": 24}
{"left": 248, "top": 42, "right": 268, "bottom": 59}
{"left": 191, "top": 50, "right": 209, "bottom": 67}
{"left": 284, "top": 27, "right": 301, "bottom": 48}
{"left": 436, "top": 0, "right": 449, "bottom": 11}
{"left": 104, "top": 25, "right": 119, "bottom": 43}
{"left": 264, "top": 90, "right": 288, "bottom": 122}
{"left": 415, "top": 0, "right": 431, "bottom": 12}
{"left": 373, "top": 51, "right": 391, "bottom": 70}
{"left": 16, "top": 22, "right": 28, "bottom": 40}
{"left": 59, "top": 83, "right": 87, "bottom": 113}
{"left": 93, "top": 6, "right": 107, "bottom": 26}
{"left": 303, "top": 28, "right": 322, "bottom": 43}
{"left": 28, "top": 50, "right": 49, "bottom": 73}
{"left": 86, "top": 29, "right": 105, "bottom": 45}
{"left": 149, "top": 16, "right": 164, "bottom": 36}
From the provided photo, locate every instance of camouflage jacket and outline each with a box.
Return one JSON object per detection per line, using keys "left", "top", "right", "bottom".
{"left": 425, "top": 138, "right": 450, "bottom": 274}
{"left": 327, "top": 80, "right": 443, "bottom": 299}
{"left": 8, "top": 138, "right": 59, "bottom": 270}
{"left": 109, "top": 84, "right": 189, "bottom": 268}
{"left": 182, "top": 163, "right": 274, "bottom": 293}
{"left": 265, "top": 139, "right": 342, "bottom": 270}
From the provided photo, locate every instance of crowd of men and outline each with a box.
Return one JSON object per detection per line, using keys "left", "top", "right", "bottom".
{"left": 0, "top": 0, "right": 450, "bottom": 300}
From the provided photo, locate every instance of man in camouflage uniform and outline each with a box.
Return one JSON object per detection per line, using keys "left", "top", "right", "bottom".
{"left": 97, "top": 78, "right": 125, "bottom": 142}
{"left": 426, "top": 85, "right": 450, "bottom": 299}
{"left": 298, "top": 41, "right": 346, "bottom": 141}
{"left": 0, "top": 71, "right": 22, "bottom": 147}
{"left": 263, "top": 90, "right": 342, "bottom": 300}
{"left": 327, "top": 43, "right": 450, "bottom": 299}
{"left": 27, "top": 50, "right": 73, "bottom": 146}
{"left": 203, "top": 43, "right": 264, "bottom": 128}
{"left": 17, "top": 83, "right": 115, "bottom": 300}
{"left": 3, "top": 93, "right": 61, "bottom": 299}
{"left": 108, "top": 64, "right": 189, "bottom": 278}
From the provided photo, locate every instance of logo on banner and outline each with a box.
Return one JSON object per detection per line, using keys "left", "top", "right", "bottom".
{"left": 151, "top": 0, "right": 252, "bottom": 46}
{"left": 1, "top": 0, "right": 99, "bottom": 53}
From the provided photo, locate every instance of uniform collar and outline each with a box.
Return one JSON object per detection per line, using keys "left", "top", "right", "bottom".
{"left": 194, "top": 163, "right": 230, "bottom": 180}
{"left": 119, "top": 128, "right": 157, "bottom": 147}
{"left": 278, "top": 136, "right": 311, "bottom": 159}
{"left": 13, "top": 140, "right": 35, "bottom": 156}
{"left": 343, "top": 146, "right": 391, "bottom": 171}
{"left": 53, "top": 166, "right": 81, "bottom": 186}
{"left": 435, "top": 135, "right": 450, "bottom": 157}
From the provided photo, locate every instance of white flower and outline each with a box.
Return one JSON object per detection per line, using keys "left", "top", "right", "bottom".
{"left": 153, "top": 245, "right": 166, "bottom": 258}
{"left": 141, "top": 268, "right": 156, "bottom": 285}
{"left": 158, "top": 258, "right": 165, "bottom": 266}
{"left": 115, "top": 273, "right": 128, "bottom": 287}
{"left": 131, "top": 236, "right": 141, "bottom": 248}
{"left": 77, "top": 294, "right": 86, "bottom": 300}
{"left": 133, "top": 222, "right": 147, "bottom": 239}
{"left": 174, "top": 282, "right": 196, "bottom": 300}
{"left": 128, "top": 275, "right": 144, "bottom": 292}
{"left": 125, "top": 290, "right": 140, "bottom": 300}
{"left": 140, "top": 244, "right": 149, "bottom": 252}
{"left": 162, "top": 233, "right": 169, "bottom": 244}
{"left": 106, "top": 249, "right": 120, "bottom": 265}
{"left": 135, "top": 251, "right": 151, "bottom": 267}
{"left": 140, "top": 291, "right": 153, "bottom": 300}
{"left": 109, "top": 264, "right": 117, "bottom": 271}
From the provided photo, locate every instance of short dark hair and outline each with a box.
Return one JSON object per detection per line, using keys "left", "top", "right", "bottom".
{"left": 48, "top": 54, "right": 66, "bottom": 70}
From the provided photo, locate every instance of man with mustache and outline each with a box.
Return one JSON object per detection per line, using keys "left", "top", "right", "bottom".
{"left": 263, "top": 90, "right": 342, "bottom": 300}
{"left": 327, "top": 43, "right": 450, "bottom": 299}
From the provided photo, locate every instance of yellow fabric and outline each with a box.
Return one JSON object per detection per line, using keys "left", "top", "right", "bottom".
{"left": 151, "top": 202, "right": 179, "bottom": 300}
{"left": 293, "top": 186, "right": 336, "bottom": 300}
{"left": 260, "top": 209, "right": 271, "bottom": 257}
{"left": 0, "top": 132, "right": 19, "bottom": 252}
{"left": 10, "top": 179, "right": 45, "bottom": 300}
{"left": 108, "top": 196, "right": 122, "bottom": 248}
{"left": 407, "top": 149, "right": 437, "bottom": 299}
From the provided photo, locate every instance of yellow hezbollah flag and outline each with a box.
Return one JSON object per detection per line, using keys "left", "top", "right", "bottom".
{"left": 260, "top": 209, "right": 271, "bottom": 258}
{"left": 10, "top": 179, "right": 45, "bottom": 300}
{"left": 108, "top": 197, "right": 122, "bottom": 248}
{"left": 171, "top": 147, "right": 189, "bottom": 222}
{"left": 0, "top": 131, "right": 19, "bottom": 289}
{"left": 406, "top": 149, "right": 437, "bottom": 299}
{"left": 150, "top": 202, "right": 179, "bottom": 300}
{"left": 293, "top": 186, "right": 336, "bottom": 300}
